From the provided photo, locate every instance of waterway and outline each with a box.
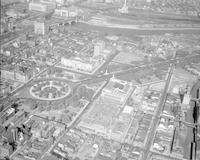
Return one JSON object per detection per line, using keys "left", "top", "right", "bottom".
{"left": 70, "top": 22, "right": 200, "bottom": 37}
{"left": 185, "top": 80, "right": 200, "bottom": 159}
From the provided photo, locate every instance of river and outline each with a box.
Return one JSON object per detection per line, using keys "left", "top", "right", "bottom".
{"left": 69, "top": 22, "right": 200, "bottom": 37}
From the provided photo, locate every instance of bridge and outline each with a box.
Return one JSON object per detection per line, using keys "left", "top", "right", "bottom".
{"left": 50, "top": 15, "right": 83, "bottom": 26}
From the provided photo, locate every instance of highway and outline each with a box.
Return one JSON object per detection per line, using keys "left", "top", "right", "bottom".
{"left": 142, "top": 64, "right": 175, "bottom": 160}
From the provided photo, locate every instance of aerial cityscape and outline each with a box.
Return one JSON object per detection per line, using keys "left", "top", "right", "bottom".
{"left": 0, "top": 0, "right": 200, "bottom": 160}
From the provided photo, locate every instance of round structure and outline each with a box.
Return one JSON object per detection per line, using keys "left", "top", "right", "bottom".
{"left": 30, "top": 79, "right": 71, "bottom": 101}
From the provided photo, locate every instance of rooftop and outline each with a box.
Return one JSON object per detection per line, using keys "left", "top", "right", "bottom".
{"left": 122, "top": 105, "right": 134, "bottom": 114}
{"left": 103, "top": 77, "right": 131, "bottom": 94}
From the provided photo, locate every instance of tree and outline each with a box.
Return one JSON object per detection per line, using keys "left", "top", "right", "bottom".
{"left": 115, "top": 149, "right": 122, "bottom": 160}
{"left": 3, "top": 156, "right": 10, "bottom": 160}
{"left": 38, "top": 105, "right": 45, "bottom": 112}
{"left": 77, "top": 85, "right": 87, "bottom": 99}
{"left": 46, "top": 106, "right": 52, "bottom": 112}
{"left": 171, "top": 103, "right": 179, "bottom": 117}
{"left": 71, "top": 95, "right": 80, "bottom": 107}
{"left": 30, "top": 103, "right": 37, "bottom": 110}
{"left": 51, "top": 116, "right": 56, "bottom": 121}
{"left": 85, "top": 89, "right": 94, "bottom": 100}
{"left": 127, "top": 98, "right": 134, "bottom": 106}
{"left": 26, "top": 140, "right": 32, "bottom": 148}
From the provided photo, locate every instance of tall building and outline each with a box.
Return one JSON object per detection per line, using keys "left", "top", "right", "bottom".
{"left": 11, "top": 127, "right": 18, "bottom": 142}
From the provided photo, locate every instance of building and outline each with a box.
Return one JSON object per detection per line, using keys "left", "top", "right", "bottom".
{"left": 34, "top": 21, "right": 47, "bottom": 35}
{"left": 0, "top": 108, "right": 15, "bottom": 125}
{"left": 10, "top": 111, "right": 27, "bottom": 126}
{"left": 0, "top": 143, "right": 13, "bottom": 158}
{"left": 15, "top": 70, "right": 32, "bottom": 83}
{"left": 6, "top": 9, "right": 18, "bottom": 18}
{"left": 0, "top": 126, "right": 5, "bottom": 138}
{"left": 78, "top": 78, "right": 133, "bottom": 139}
{"left": 111, "top": 105, "right": 134, "bottom": 142}
{"left": 54, "top": 6, "right": 82, "bottom": 18}
{"left": 29, "top": 1, "right": 56, "bottom": 12}
{"left": 1, "top": 67, "right": 33, "bottom": 83}
{"left": 40, "top": 0, "right": 65, "bottom": 5}
{"left": 105, "top": 0, "right": 115, "bottom": 3}
{"left": 101, "top": 77, "right": 132, "bottom": 105}
{"left": 67, "top": 6, "right": 82, "bottom": 17}
{"left": 78, "top": 101, "right": 120, "bottom": 139}
{"left": 78, "top": 120, "right": 109, "bottom": 138}
{"left": 118, "top": 0, "right": 128, "bottom": 14}
{"left": 182, "top": 93, "right": 191, "bottom": 105}
{"left": 61, "top": 57, "right": 99, "bottom": 72}
{"left": 111, "top": 121, "right": 127, "bottom": 142}
{"left": 11, "top": 127, "right": 18, "bottom": 142}
{"left": 55, "top": 0, "right": 65, "bottom": 5}
{"left": 93, "top": 40, "right": 105, "bottom": 57}
{"left": 54, "top": 8, "right": 69, "bottom": 17}
{"left": 1, "top": 69, "right": 15, "bottom": 80}
{"left": 43, "top": 155, "right": 60, "bottom": 160}
{"left": 0, "top": 82, "right": 11, "bottom": 97}
{"left": 119, "top": 105, "right": 134, "bottom": 122}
